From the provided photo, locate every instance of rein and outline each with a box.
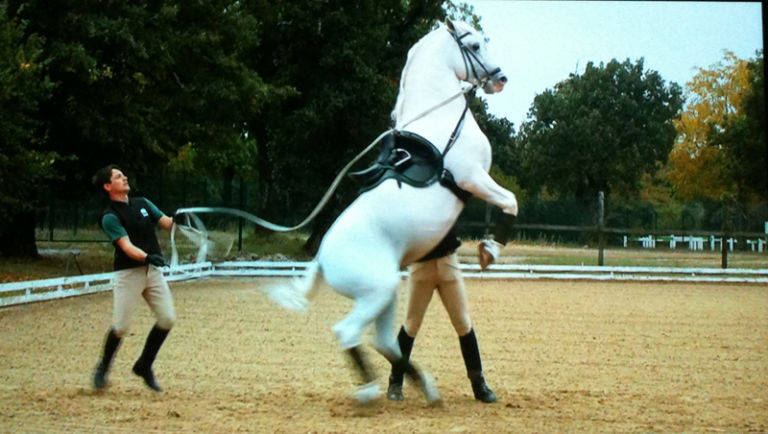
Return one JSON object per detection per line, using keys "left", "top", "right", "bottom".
{"left": 174, "top": 128, "right": 394, "bottom": 233}
{"left": 174, "top": 81, "right": 478, "bottom": 234}
{"left": 442, "top": 93, "right": 470, "bottom": 158}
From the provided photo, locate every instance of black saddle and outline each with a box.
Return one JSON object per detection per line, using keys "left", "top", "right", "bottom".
{"left": 349, "top": 130, "right": 472, "bottom": 202}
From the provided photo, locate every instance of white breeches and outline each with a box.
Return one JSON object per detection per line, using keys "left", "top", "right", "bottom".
{"left": 112, "top": 265, "right": 176, "bottom": 337}
{"left": 404, "top": 252, "right": 472, "bottom": 337}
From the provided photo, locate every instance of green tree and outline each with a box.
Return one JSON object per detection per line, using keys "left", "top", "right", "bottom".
{"left": 9, "top": 0, "right": 276, "bottom": 180}
{"left": 0, "top": 8, "right": 55, "bottom": 256}
{"left": 3, "top": 0, "right": 277, "bottom": 254}
{"left": 242, "top": 0, "right": 446, "bottom": 252}
{"left": 517, "top": 58, "right": 683, "bottom": 214}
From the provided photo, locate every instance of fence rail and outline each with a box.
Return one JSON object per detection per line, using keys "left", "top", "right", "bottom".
{"left": 3, "top": 260, "right": 767, "bottom": 308}
{"left": 0, "top": 263, "right": 212, "bottom": 308}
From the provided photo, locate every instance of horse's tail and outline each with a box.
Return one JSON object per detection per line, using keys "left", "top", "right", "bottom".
{"left": 265, "top": 261, "right": 321, "bottom": 312}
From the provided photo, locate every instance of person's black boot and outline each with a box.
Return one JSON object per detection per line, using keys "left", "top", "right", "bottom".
{"left": 387, "top": 326, "right": 414, "bottom": 401}
{"left": 468, "top": 370, "right": 497, "bottom": 403}
{"left": 132, "top": 325, "right": 169, "bottom": 392}
{"left": 387, "top": 374, "right": 404, "bottom": 401}
{"left": 93, "top": 328, "right": 121, "bottom": 390}
{"left": 459, "top": 328, "right": 497, "bottom": 403}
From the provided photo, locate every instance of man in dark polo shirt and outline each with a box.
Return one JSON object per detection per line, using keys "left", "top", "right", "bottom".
{"left": 91, "top": 164, "right": 178, "bottom": 392}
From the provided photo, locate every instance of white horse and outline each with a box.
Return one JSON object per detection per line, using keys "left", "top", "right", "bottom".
{"left": 270, "top": 20, "right": 518, "bottom": 405}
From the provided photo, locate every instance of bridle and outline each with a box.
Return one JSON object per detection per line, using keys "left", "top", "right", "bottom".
{"left": 440, "top": 26, "right": 502, "bottom": 157}
{"left": 400, "top": 25, "right": 503, "bottom": 131}
{"left": 449, "top": 27, "right": 502, "bottom": 88}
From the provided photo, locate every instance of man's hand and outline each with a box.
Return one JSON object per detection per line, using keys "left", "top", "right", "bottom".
{"left": 478, "top": 239, "right": 501, "bottom": 271}
{"left": 145, "top": 253, "right": 167, "bottom": 267}
{"left": 172, "top": 210, "right": 186, "bottom": 225}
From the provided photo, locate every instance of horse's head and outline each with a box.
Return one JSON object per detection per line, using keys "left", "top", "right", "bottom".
{"left": 445, "top": 20, "right": 507, "bottom": 94}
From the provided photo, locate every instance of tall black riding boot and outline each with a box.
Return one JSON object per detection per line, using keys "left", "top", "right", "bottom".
{"left": 132, "top": 324, "right": 170, "bottom": 392}
{"left": 388, "top": 326, "right": 415, "bottom": 401}
{"left": 93, "top": 328, "right": 121, "bottom": 389}
{"left": 459, "top": 328, "right": 497, "bottom": 403}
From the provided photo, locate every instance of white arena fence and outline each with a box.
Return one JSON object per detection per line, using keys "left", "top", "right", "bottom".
{"left": 2, "top": 261, "right": 767, "bottom": 308}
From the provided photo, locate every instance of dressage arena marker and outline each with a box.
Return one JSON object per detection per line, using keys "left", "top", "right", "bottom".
{"left": 2, "top": 260, "right": 767, "bottom": 308}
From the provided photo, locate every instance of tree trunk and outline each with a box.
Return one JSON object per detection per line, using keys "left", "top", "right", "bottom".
{"left": 222, "top": 166, "right": 235, "bottom": 207}
{"left": 303, "top": 200, "right": 340, "bottom": 256}
{"left": 0, "top": 211, "right": 39, "bottom": 258}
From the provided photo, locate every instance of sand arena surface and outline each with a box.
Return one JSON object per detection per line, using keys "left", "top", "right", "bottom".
{"left": 1, "top": 278, "right": 766, "bottom": 432}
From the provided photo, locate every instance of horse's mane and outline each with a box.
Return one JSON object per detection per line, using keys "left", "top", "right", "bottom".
{"left": 391, "top": 22, "right": 446, "bottom": 125}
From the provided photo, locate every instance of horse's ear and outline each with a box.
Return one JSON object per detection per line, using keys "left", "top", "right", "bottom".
{"left": 445, "top": 19, "right": 456, "bottom": 34}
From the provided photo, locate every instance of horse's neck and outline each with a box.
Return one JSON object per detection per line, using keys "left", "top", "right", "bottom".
{"left": 393, "top": 33, "right": 466, "bottom": 137}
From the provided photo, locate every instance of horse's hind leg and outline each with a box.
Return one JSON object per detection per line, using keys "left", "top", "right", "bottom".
{"left": 361, "top": 287, "right": 442, "bottom": 406}
{"left": 332, "top": 286, "right": 396, "bottom": 350}
{"left": 373, "top": 291, "right": 401, "bottom": 358}
{"left": 345, "top": 346, "right": 380, "bottom": 404}
{"left": 332, "top": 287, "right": 397, "bottom": 404}
{"left": 374, "top": 300, "right": 442, "bottom": 407}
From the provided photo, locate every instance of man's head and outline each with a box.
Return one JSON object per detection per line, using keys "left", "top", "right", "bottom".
{"left": 92, "top": 164, "right": 130, "bottom": 200}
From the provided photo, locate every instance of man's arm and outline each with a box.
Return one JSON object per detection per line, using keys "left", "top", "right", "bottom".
{"left": 142, "top": 198, "right": 174, "bottom": 231}
{"left": 115, "top": 236, "right": 166, "bottom": 266}
{"left": 157, "top": 216, "right": 173, "bottom": 231}
{"left": 102, "top": 212, "right": 167, "bottom": 265}
{"left": 115, "top": 236, "right": 151, "bottom": 263}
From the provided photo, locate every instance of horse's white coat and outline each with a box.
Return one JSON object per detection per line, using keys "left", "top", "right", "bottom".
{"left": 273, "top": 21, "right": 517, "bottom": 374}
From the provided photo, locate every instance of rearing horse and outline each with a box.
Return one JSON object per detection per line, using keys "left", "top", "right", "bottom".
{"left": 270, "top": 20, "right": 518, "bottom": 405}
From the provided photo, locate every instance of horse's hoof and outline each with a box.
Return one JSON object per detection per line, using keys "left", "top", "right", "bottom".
{"left": 419, "top": 373, "right": 442, "bottom": 407}
{"left": 350, "top": 380, "right": 381, "bottom": 405}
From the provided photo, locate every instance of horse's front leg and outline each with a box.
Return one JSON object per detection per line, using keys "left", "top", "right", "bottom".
{"left": 458, "top": 166, "right": 518, "bottom": 215}
{"left": 459, "top": 166, "right": 519, "bottom": 269}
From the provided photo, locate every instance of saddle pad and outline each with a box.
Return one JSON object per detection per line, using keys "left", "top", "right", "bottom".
{"left": 349, "top": 130, "right": 472, "bottom": 202}
{"left": 349, "top": 130, "right": 443, "bottom": 192}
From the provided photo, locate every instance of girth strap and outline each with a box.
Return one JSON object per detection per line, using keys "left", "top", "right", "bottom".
{"left": 439, "top": 169, "right": 472, "bottom": 203}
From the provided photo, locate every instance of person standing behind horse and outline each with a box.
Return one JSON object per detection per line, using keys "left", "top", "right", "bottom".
{"left": 91, "top": 164, "right": 179, "bottom": 392}
{"left": 387, "top": 226, "right": 497, "bottom": 403}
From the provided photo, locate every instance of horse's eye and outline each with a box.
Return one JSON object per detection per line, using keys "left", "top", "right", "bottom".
{"left": 471, "top": 43, "right": 480, "bottom": 52}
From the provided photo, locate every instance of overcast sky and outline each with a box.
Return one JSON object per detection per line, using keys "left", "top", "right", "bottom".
{"left": 461, "top": 1, "right": 764, "bottom": 128}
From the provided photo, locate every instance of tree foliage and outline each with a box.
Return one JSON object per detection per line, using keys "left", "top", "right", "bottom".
{"left": 2, "top": 0, "right": 283, "bottom": 255}
{"left": 0, "top": 8, "right": 55, "bottom": 255}
{"left": 666, "top": 50, "right": 759, "bottom": 201}
{"left": 727, "top": 52, "right": 766, "bottom": 203}
{"left": 241, "top": 0, "right": 447, "bottom": 250}
{"left": 516, "top": 58, "right": 683, "bottom": 206}
{"left": 5, "top": 0, "right": 277, "bottom": 192}
{"left": 9, "top": 1, "right": 757, "bottom": 257}
{"left": 0, "top": 0, "right": 460, "bottom": 255}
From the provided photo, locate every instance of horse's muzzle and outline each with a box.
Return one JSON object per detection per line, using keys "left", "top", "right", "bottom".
{"left": 483, "top": 72, "right": 507, "bottom": 94}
